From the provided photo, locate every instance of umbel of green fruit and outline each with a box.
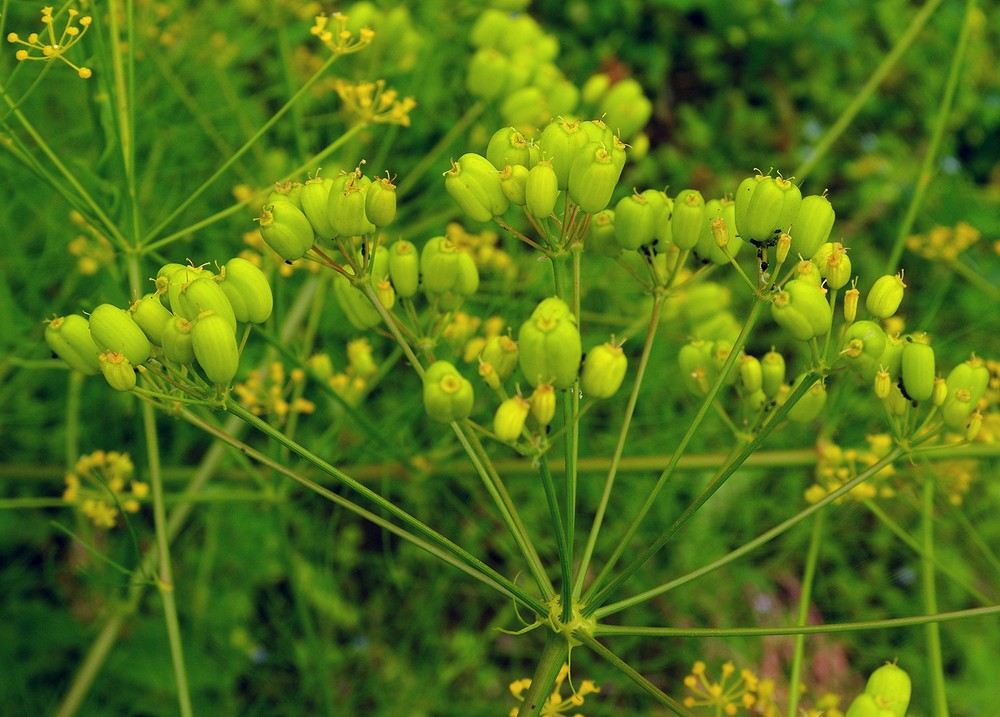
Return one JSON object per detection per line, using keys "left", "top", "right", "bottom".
{"left": 735, "top": 172, "right": 801, "bottom": 246}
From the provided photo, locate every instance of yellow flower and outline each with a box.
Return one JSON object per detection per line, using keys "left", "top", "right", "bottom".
{"left": 7, "top": 5, "right": 93, "bottom": 78}
{"left": 683, "top": 661, "right": 755, "bottom": 715}
{"left": 508, "top": 663, "right": 600, "bottom": 717}
{"left": 331, "top": 78, "right": 416, "bottom": 127}
{"left": 310, "top": 12, "right": 374, "bottom": 56}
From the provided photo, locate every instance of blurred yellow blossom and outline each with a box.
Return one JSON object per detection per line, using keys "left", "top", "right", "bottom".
{"left": 7, "top": 5, "right": 93, "bottom": 78}
{"left": 62, "top": 451, "right": 146, "bottom": 529}
{"left": 508, "top": 663, "right": 599, "bottom": 717}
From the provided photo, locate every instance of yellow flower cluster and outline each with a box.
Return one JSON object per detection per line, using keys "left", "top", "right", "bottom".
{"left": 306, "top": 338, "right": 378, "bottom": 406}
{"left": 508, "top": 663, "right": 600, "bottom": 717}
{"left": 803, "top": 436, "right": 897, "bottom": 505}
{"left": 331, "top": 78, "right": 416, "bottom": 127}
{"left": 905, "top": 222, "right": 981, "bottom": 262}
{"left": 62, "top": 451, "right": 148, "bottom": 529}
{"left": 310, "top": 12, "right": 374, "bottom": 56}
{"left": 444, "top": 313, "right": 508, "bottom": 364}
{"left": 234, "top": 361, "right": 315, "bottom": 422}
{"left": 6, "top": 5, "right": 92, "bottom": 78}
{"left": 66, "top": 211, "right": 114, "bottom": 276}
{"left": 682, "top": 661, "right": 844, "bottom": 717}
{"left": 445, "top": 221, "right": 517, "bottom": 282}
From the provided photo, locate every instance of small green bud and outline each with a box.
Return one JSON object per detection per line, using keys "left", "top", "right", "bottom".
{"left": 771, "top": 279, "right": 832, "bottom": 341}
{"left": 191, "top": 312, "right": 240, "bottom": 386}
{"left": 487, "top": 127, "right": 536, "bottom": 170}
{"left": 161, "top": 316, "right": 195, "bottom": 365}
{"left": 500, "top": 164, "right": 530, "bottom": 206}
{"left": 761, "top": 349, "right": 786, "bottom": 399}
{"left": 364, "top": 172, "right": 397, "bottom": 228}
{"left": 481, "top": 335, "right": 519, "bottom": 380}
{"left": 567, "top": 142, "right": 623, "bottom": 215}
{"left": 670, "top": 189, "right": 706, "bottom": 250}
{"left": 525, "top": 160, "right": 560, "bottom": 219}
{"left": 217, "top": 258, "right": 273, "bottom": 324}
{"left": 99, "top": 351, "right": 136, "bottom": 392}
{"left": 89, "top": 303, "right": 152, "bottom": 366}
{"left": 299, "top": 175, "right": 338, "bottom": 239}
{"left": 793, "top": 194, "right": 836, "bottom": 258}
{"left": 388, "top": 240, "right": 420, "bottom": 298}
{"left": 775, "top": 232, "right": 791, "bottom": 265}
{"left": 866, "top": 273, "right": 906, "bottom": 319}
{"left": 613, "top": 191, "right": 657, "bottom": 250}
{"left": 874, "top": 367, "right": 891, "bottom": 399}
{"left": 528, "top": 383, "right": 556, "bottom": 426}
{"left": 932, "top": 377, "right": 947, "bottom": 407}
{"left": 844, "top": 285, "right": 860, "bottom": 323}
{"left": 423, "top": 361, "right": 475, "bottom": 423}
{"left": 581, "top": 73, "right": 612, "bottom": 105}
{"left": 45, "top": 315, "right": 101, "bottom": 375}
{"left": 735, "top": 173, "right": 801, "bottom": 246}
{"left": 129, "top": 293, "right": 174, "bottom": 346}
{"left": 518, "top": 297, "right": 582, "bottom": 388}
{"left": 494, "top": 395, "right": 530, "bottom": 442}
{"left": 865, "top": 662, "right": 911, "bottom": 717}
{"left": 478, "top": 360, "right": 501, "bottom": 391}
{"left": 581, "top": 341, "right": 628, "bottom": 398}
{"left": 375, "top": 278, "right": 395, "bottom": 311}
{"left": 900, "top": 339, "right": 935, "bottom": 402}
{"left": 257, "top": 202, "right": 315, "bottom": 261}
{"left": 942, "top": 389, "right": 976, "bottom": 432}
{"left": 585, "top": 209, "right": 620, "bottom": 258}
{"left": 786, "top": 376, "right": 826, "bottom": 423}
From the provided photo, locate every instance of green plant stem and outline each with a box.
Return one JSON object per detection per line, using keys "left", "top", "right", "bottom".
{"left": 145, "top": 52, "right": 342, "bottom": 244}
{"left": 943, "top": 497, "right": 1000, "bottom": 578}
{"left": 397, "top": 100, "right": 485, "bottom": 199}
{"left": 595, "top": 446, "right": 905, "bottom": 618}
{"left": 140, "top": 400, "right": 193, "bottom": 717}
{"left": 885, "top": 0, "right": 975, "bottom": 274}
{"left": 514, "top": 631, "right": 570, "bottom": 717}
{"left": 575, "top": 632, "right": 696, "bottom": 717}
{"left": 537, "top": 454, "right": 571, "bottom": 612}
{"left": 562, "top": 249, "right": 582, "bottom": 622}
{"left": 923, "top": 473, "right": 950, "bottom": 717}
{"left": 581, "top": 298, "right": 766, "bottom": 611}
{"left": 574, "top": 293, "right": 664, "bottom": 599}
{"left": 593, "top": 603, "right": 1000, "bottom": 637}
{"left": 793, "top": 0, "right": 945, "bottom": 180}
{"left": 106, "top": 0, "right": 140, "bottom": 251}
{"left": 786, "top": 507, "right": 826, "bottom": 717}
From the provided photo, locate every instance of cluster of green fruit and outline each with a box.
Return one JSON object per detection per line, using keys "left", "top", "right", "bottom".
{"left": 846, "top": 662, "right": 910, "bottom": 717}
{"left": 45, "top": 258, "right": 272, "bottom": 391}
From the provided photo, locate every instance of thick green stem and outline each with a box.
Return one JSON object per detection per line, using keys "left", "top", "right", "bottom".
{"left": 537, "top": 454, "right": 571, "bottom": 613}
{"left": 923, "top": 473, "right": 950, "bottom": 717}
{"left": 786, "top": 507, "right": 826, "bottom": 717}
{"left": 514, "top": 632, "right": 569, "bottom": 717}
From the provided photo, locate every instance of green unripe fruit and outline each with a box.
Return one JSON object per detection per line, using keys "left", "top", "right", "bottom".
{"left": 538, "top": 117, "right": 589, "bottom": 189}
{"left": 454, "top": 252, "right": 480, "bottom": 296}
{"left": 487, "top": 127, "right": 536, "bottom": 170}
{"left": 45, "top": 314, "right": 101, "bottom": 375}
{"left": 388, "top": 240, "right": 420, "bottom": 298}
{"left": 641, "top": 189, "right": 673, "bottom": 244}
{"left": 155, "top": 262, "right": 190, "bottom": 310}
{"left": 613, "top": 192, "right": 656, "bottom": 250}
{"left": 518, "top": 297, "right": 581, "bottom": 388}
{"left": 786, "top": 376, "right": 826, "bottom": 423}
{"left": 267, "top": 180, "right": 304, "bottom": 210}
{"left": 793, "top": 194, "right": 836, "bottom": 258}
{"left": 579, "top": 118, "right": 614, "bottom": 145}
{"left": 423, "top": 361, "right": 475, "bottom": 423}
{"left": 467, "top": 48, "right": 509, "bottom": 100}
{"left": 844, "top": 693, "right": 883, "bottom": 717}
{"left": 526, "top": 160, "right": 560, "bottom": 219}
{"left": 737, "top": 354, "right": 763, "bottom": 395}
{"left": 299, "top": 175, "right": 337, "bottom": 239}
{"left": 670, "top": 190, "right": 706, "bottom": 250}
{"left": 901, "top": 340, "right": 935, "bottom": 402}
{"left": 421, "top": 236, "right": 461, "bottom": 295}
{"left": 945, "top": 357, "right": 990, "bottom": 404}
{"left": 365, "top": 174, "right": 397, "bottom": 227}
{"left": 258, "top": 202, "right": 315, "bottom": 261}
{"left": 681, "top": 282, "right": 731, "bottom": 326}
{"left": 494, "top": 395, "right": 530, "bottom": 442}
{"left": 334, "top": 272, "right": 381, "bottom": 330}
{"left": 761, "top": 350, "right": 786, "bottom": 399}
{"left": 177, "top": 277, "right": 237, "bottom": 332}
{"left": 735, "top": 173, "right": 801, "bottom": 246}
{"left": 865, "top": 663, "right": 911, "bottom": 717}
{"left": 871, "top": 333, "right": 905, "bottom": 383}
{"left": 771, "top": 279, "right": 832, "bottom": 341}
{"left": 529, "top": 383, "right": 557, "bottom": 426}
{"left": 678, "top": 339, "right": 715, "bottom": 396}
{"left": 814, "top": 242, "right": 851, "bottom": 290}
{"left": 129, "top": 293, "right": 173, "bottom": 346}
{"left": 581, "top": 342, "right": 628, "bottom": 399}
{"left": 99, "top": 351, "right": 136, "bottom": 392}
{"left": 500, "top": 86, "right": 549, "bottom": 131}
{"left": 942, "top": 390, "right": 976, "bottom": 431}
{"left": 481, "top": 335, "right": 519, "bottom": 380}
{"left": 165, "top": 265, "right": 206, "bottom": 315}
{"left": 599, "top": 78, "right": 652, "bottom": 139}
{"left": 582, "top": 73, "right": 612, "bottom": 105}
{"left": 89, "top": 303, "right": 152, "bottom": 366}
{"left": 217, "top": 258, "right": 273, "bottom": 324}
{"left": 500, "top": 164, "right": 530, "bottom": 206}
{"left": 794, "top": 259, "right": 823, "bottom": 287}
{"left": 444, "top": 153, "right": 509, "bottom": 222}
{"left": 567, "top": 142, "right": 623, "bottom": 215}
{"left": 586, "top": 209, "right": 620, "bottom": 258}
{"left": 161, "top": 316, "right": 195, "bottom": 365}
{"left": 328, "top": 174, "right": 376, "bottom": 237}
{"left": 695, "top": 198, "right": 742, "bottom": 265}
{"left": 866, "top": 273, "right": 906, "bottom": 319}
{"left": 191, "top": 313, "right": 240, "bottom": 386}
{"left": 840, "top": 321, "right": 886, "bottom": 373}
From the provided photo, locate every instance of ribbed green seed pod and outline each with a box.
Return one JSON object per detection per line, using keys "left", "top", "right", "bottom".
{"left": 99, "top": 351, "right": 136, "bottom": 392}
{"left": 695, "top": 198, "right": 742, "bottom": 264}
{"left": 454, "top": 252, "right": 480, "bottom": 297}
{"left": 839, "top": 320, "right": 886, "bottom": 374}
{"left": 670, "top": 189, "right": 705, "bottom": 250}
{"left": 177, "top": 277, "right": 237, "bottom": 332}
{"left": 518, "top": 297, "right": 581, "bottom": 388}
{"left": 528, "top": 383, "right": 556, "bottom": 426}
{"left": 538, "top": 117, "right": 589, "bottom": 189}
{"left": 737, "top": 354, "right": 763, "bottom": 395}
{"left": 526, "top": 160, "right": 560, "bottom": 219}
{"left": 191, "top": 313, "right": 240, "bottom": 386}
{"left": 217, "top": 258, "right": 273, "bottom": 324}
{"left": 89, "top": 303, "right": 152, "bottom": 366}
{"left": 328, "top": 173, "right": 375, "bottom": 237}
{"left": 423, "top": 361, "right": 475, "bottom": 423}
{"left": 865, "top": 663, "right": 911, "bottom": 717}
{"left": 792, "top": 194, "right": 835, "bottom": 259}
{"left": 786, "top": 376, "right": 826, "bottom": 423}
{"left": 678, "top": 339, "right": 715, "bottom": 396}
{"left": 945, "top": 357, "right": 990, "bottom": 405}
{"left": 467, "top": 49, "right": 509, "bottom": 100}
{"left": 599, "top": 78, "right": 652, "bottom": 139}
{"left": 45, "top": 314, "right": 101, "bottom": 375}
{"left": 258, "top": 202, "right": 315, "bottom": 261}
{"left": 444, "top": 153, "right": 508, "bottom": 222}
{"left": 641, "top": 189, "right": 673, "bottom": 245}
{"left": 161, "top": 316, "right": 195, "bottom": 365}
{"left": 487, "top": 127, "right": 535, "bottom": 170}
{"left": 500, "top": 164, "right": 530, "bottom": 206}
{"left": 129, "top": 293, "right": 173, "bottom": 346}
{"left": 866, "top": 273, "right": 906, "bottom": 319}
{"left": 494, "top": 395, "right": 530, "bottom": 442}
{"left": 420, "top": 236, "right": 460, "bottom": 295}
{"left": 900, "top": 340, "right": 935, "bottom": 402}
{"left": 613, "top": 191, "right": 656, "bottom": 250}
{"left": 267, "top": 180, "right": 304, "bottom": 210}
{"left": 299, "top": 175, "right": 337, "bottom": 239}
{"left": 586, "top": 209, "right": 620, "bottom": 257}
{"left": 567, "top": 142, "right": 623, "bottom": 215}
{"left": 365, "top": 174, "right": 397, "bottom": 227}
{"left": 771, "top": 279, "right": 832, "bottom": 341}
{"left": 581, "top": 342, "right": 628, "bottom": 398}
{"left": 761, "top": 350, "right": 785, "bottom": 399}
{"left": 388, "top": 240, "right": 420, "bottom": 298}
{"left": 736, "top": 174, "right": 801, "bottom": 246}
{"left": 481, "top": 335, "right": 519, "bottom": 380}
